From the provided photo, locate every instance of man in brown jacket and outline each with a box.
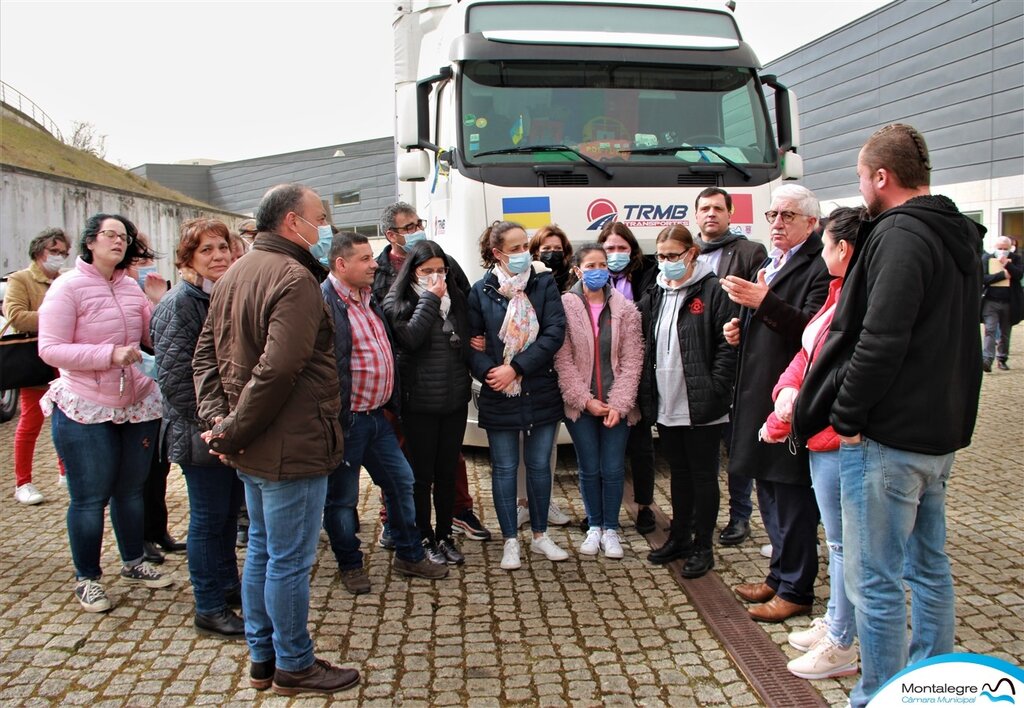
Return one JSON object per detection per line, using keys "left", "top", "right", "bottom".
{"left": 193, "top": 183, "right": 358, "bottom": 697}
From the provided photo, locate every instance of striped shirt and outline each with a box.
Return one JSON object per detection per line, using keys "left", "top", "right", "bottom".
{"left": 329, "top": 274, "right": 395, "bottom": 412}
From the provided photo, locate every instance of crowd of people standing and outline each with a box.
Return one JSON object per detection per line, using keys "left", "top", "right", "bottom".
{"left": 2, "top": 123, "right": 995, "bottom": 705}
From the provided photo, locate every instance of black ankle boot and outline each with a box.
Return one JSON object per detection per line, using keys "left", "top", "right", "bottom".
{"left": 680, "top": 547, "right": 715, "bottom": 578}
{"left": 646, "top": 532, "right": 693, "bottom": 565}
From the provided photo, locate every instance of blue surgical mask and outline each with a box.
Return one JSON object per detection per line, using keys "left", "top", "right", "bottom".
{"left": 136, "top": 265, "right": 158, "bottom": 289}
{"left": 581, "top": 268, "right": 610, "bottom": 291}
{"left": 404, "top": 230, "right": 427, "bottom": 248}
{"left": 298, "top": 217, "right": 334, "bottom": 265}
{"left": 135, "top": 352, "right": 158, "bottom": 380}
{"left": 659, "top": 259, "right": 688, "bottom": 281}
{"left": 504, "top": 251, "right": 532, "bottom": 274}
{"left": 606, "top": 252, "right": 630, "bottom": 273}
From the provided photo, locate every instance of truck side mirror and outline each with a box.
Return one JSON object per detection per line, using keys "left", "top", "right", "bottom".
{"left": 397, "top": 151, "right": 432, "bottom": 182}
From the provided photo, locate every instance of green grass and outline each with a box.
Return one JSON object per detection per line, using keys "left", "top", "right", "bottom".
{"left": 0, "top": 115, "right": 214, "bottom": 208}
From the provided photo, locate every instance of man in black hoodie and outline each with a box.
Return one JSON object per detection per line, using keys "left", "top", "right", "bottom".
{"left": 794, "top": 124, "right": 983, "bottom": 708}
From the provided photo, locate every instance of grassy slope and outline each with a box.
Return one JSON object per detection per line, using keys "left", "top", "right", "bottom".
{"left": 0, "top": 115, "right": 214, "bottom": 208}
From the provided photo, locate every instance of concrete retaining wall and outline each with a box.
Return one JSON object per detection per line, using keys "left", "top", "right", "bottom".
{"left": 1, "top": 165, "right": 243, "bottom": 281}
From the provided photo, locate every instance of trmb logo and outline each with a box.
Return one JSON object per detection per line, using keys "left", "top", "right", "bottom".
{"left": 585, "top": 199, "right": 690, "bottom": 230}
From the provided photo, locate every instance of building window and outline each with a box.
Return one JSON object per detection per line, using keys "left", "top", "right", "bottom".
{"left": 964, "top": 211, "right": 983, "bottom": 225}
{"left": 333, "top": 190, "right": 360, "bottom": 207}
{"left": 351, "top": 224, "right": 379, "bottom": 238}
{"left": 1000, "top": 209, "right": 1022, "bottom": 243}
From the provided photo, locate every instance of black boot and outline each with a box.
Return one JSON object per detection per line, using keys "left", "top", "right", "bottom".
{"left": 680, "top": 546, "right": 715, "bottom": 578}
{"left": 646, "top": 531, "right": 693, "bottom": 565}
{"left": 195, "top": 608, "right": 245, "bottom": 639}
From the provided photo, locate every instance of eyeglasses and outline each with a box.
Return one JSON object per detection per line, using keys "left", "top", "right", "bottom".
{"left": 441, "top": 318, "right": 461, "bottom": 349}
{"left": 240, "top": 229, "right": 258, "bottom": 237}
{"left": 416, "top": 267, "right": 449, "bottom": 276}
{"left": 391, "top": 219, "right": 425, "bottom": 234}
{"left": 45, "top": 247, "right": 70, "bottom": 257}
{"left": 656, "top": 252, "right": 686, "bottom": 262}
{"left": 764, "top": 210, "right": 807, "bottom": 224}
{"left": 96, "top": 229, "right": 133, "bottom": 244}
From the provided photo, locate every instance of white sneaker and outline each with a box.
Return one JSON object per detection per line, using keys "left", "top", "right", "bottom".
{"left": 500, "top": 538, "right": 521, "bottom": 570}
{"left": 787, "top": 635, "right": 859, "bottom": 680}
{"left": 760, "top": 543, "right": 773, "bottom": 558}
{"left": 75, "top": 579, "right": 112, "bottom": 613}
{"left": 789, "top": 617, "right": 829, "bottom": 651}
{"left": 547, "top": 501, "right": 571, "bottom": 526}
{"left": 516, "top": 505, "right": 529, "bottom": 529}
{"left": 58, "top": 473, "right": 67, "bottom": 488}
{"left": 600, "top": 529, "right": 624, "bottom": 559}
{"left": 14, "top": 483, "right": 44, "bottom": 505}
{"left": 530, "top": 533, "right": 569, "bottom": 561}
{"left": 579, "top": 528, "right": 602, "bottom": 555}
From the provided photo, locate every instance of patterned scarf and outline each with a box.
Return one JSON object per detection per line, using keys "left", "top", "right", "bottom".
{"left": 493, "top": 266, "right": 539, "bottom": 397}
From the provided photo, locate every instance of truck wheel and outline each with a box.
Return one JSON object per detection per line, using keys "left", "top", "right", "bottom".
{"left": 0, "top": 388, "right": 19, "bottom": 423}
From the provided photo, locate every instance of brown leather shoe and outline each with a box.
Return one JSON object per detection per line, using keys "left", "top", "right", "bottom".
{"left": 734, "top": 582, "right": 776, "bottom": 603}
{"left": 340, "top": 567, "right": 371, "bottom": 595}
{"left": 748, "top": 595, "right": 813, "bottom": 623}
{"left": 271, "top": 658, "right": 360, "bottom": 696}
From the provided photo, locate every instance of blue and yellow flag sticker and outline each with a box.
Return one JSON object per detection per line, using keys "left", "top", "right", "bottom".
{"left": 510, "top": 115, "right": 524, "bottom": 145}
{"left": 502, "top": 196, "right": 551, "bottom": 229}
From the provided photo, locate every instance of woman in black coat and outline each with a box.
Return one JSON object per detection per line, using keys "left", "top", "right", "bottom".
{"left": 151, "top": 218, "right": 244, "bottom": 639}
{"left": 382, "top": 241, "right": 472, "bottom": 565}
{"left": 467, "top": 221, "right": 567, "bottom": 571}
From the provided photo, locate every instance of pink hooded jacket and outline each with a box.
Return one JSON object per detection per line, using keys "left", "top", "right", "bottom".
{"left": 554, "top": 286, "right": 644, "bottom": 424}
{"left": 38, "top": 257, "right": 156, "bottom": 408}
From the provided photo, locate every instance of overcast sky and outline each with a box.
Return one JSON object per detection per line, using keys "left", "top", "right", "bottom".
{"left": 1, "top": 0, "right": 888, "bottom": 168}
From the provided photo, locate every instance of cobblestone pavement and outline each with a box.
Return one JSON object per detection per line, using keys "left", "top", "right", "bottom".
{"left": 1, "top": 328, "right": 1021, "bottom": 706}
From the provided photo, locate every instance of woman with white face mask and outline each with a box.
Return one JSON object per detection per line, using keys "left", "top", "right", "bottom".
{"left": 467, "top": 221, "right": 568, "bottom": 570}
{"left": 553, "top": 244, "right": 644, "bottom": 559}
{"left": 3, "top": 227, "right": 71, "bottom": 505}
{"left": 382, "top": 240, "right": 473, "bottom": 567}
{"left": 636, "top": 224, "right": 738, "bottom": 578}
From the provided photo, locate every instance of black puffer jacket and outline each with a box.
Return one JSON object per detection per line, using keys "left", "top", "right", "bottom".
{"left": 152, "top": 280, "right": 218, "bottom": 466}
{"left": 467, "top": 267, "right": 566, "bottom": 431}
{"left": 636, "top": 270, "right": 738, "bottom": 425}
{"left": 383, "top": 285, "right": 472, "bottom": 415}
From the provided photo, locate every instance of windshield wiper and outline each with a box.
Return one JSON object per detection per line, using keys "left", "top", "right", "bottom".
{"left": 620, "top": 145, "right": 751, "bottom": 181}
{"left": 473, "top": 144, "right": 614, "bottom": 179}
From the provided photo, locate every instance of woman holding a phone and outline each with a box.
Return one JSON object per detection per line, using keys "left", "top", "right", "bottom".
{"left": 383, "top": 240, "right": 473, "bottom": 565}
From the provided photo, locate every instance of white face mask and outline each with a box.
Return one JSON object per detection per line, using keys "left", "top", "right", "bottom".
{"left": 995, "top": 249, "right": 1010, "bottom": 258}
{"left": 43, "top": 254, "right": 67, "bottom": 273}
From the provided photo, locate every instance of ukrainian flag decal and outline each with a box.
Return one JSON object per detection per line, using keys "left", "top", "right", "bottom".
{"left": 502, "top": 196, "right": 551, "bottom": 229}
{"left": 510, "top": 114, "right": 524, "bottom": 145}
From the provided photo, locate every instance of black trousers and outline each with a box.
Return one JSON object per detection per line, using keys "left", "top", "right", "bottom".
{"left": 628, "top": 422, "right": 656, "bottom": 505}
{"left": 756, "top": 479, "right": 820, "bottom": 606}
{"left": 656, "top": 423, "right": 724, "bottom": 548}
{"left": 403, "top": 405, "right": 468, "bottom": 541}
{"left": 143, "top": 452, "right": 172, "bottom": 542}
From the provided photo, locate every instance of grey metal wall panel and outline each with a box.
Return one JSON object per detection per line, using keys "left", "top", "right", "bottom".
{"left": 765, "top": 0, "right": 1021, "bottom": 200}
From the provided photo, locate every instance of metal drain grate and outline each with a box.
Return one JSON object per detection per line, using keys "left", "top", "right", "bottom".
{"left": 623, "top": 478, "right": 828, "bottom": 707}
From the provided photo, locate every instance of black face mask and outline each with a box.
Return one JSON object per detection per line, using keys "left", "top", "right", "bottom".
{"left": 539, "top": 251, "right": 565, "bottom": 272}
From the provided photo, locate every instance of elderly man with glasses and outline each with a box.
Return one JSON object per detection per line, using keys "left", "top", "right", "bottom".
{"left": 719, "top": 184, "right": 832, "bottom": 623}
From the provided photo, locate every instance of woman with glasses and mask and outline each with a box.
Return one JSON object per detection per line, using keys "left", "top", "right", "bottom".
{"left": 596, "top": 221, "right": 660, "bottom": 536}
{"left": 554, "top": 244, "right": 644, "bottom": 559}
{"left": 383, "top": 241, "right": 472, "bottom": 565}
{"left": 38, "top": 214, "right": 173, "bottom": 614}
{"left": 468, "top": 221, "right": 567, "bottom": 570}
{"left": 4, "top": 227, "right": 71, "bottom": 505}
{"left": 636, "top": 225, "right": 737, "bottom": 578}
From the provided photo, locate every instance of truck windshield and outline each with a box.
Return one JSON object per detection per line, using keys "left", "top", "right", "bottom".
{"left": 460, "top": 61, "right": 774, "bottom": 167}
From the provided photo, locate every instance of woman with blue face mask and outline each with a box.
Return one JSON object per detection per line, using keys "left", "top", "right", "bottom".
{"left": 467, "top": 221, "right": 568, "bottom": 570}
{"left": 553, "top": 244, "right": 644, "bottom": 559}
{"left": 596, "top": 221, "right": 660, "bottom": 536}
{"left": 636, "top": 225, "right": 738, "bottom": 578}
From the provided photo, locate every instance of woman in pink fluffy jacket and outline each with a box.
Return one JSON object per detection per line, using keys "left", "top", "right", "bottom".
{"left": 554, "top": 243, "right": 644, "bottom": 560}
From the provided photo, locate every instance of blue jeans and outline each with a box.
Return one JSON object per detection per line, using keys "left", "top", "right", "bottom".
{"left": 809, "top": 450, "right": 855, "bottom": 647}
{"left": 487, "top": 424, "right": 558, "bottom": 538}
{"left": 840, "top": 438, "right": 955, "bottom": 708}
{"left": 182, "top": 464, "right": 243, "bottom": 615}
{"left": 566, "top": 415, "right": 629, "bottom": 530}
{"left": 239, "top": 472, "right": 326, "bottom": 672}
{"left": 51, "top": 408, "right": 158, "bottom": 580}
{"left": 324, "top": 409, "right": 424, "bottom": 568}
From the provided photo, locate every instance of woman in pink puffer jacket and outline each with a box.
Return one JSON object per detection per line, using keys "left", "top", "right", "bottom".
{"left": 554, "top": 243, "right": 644, "bottom": 560}
{"left": 38, "top": 213, "right": 173, "bottom": 614}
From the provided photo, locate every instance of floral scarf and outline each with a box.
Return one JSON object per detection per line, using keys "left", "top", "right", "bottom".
{"left": 493, "top": 265, "right": 539, "bottom": 397}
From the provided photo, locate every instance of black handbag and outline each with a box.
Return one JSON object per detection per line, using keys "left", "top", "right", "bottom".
{"left": 0, "top": 321, "right": 54, "bottom": 390}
